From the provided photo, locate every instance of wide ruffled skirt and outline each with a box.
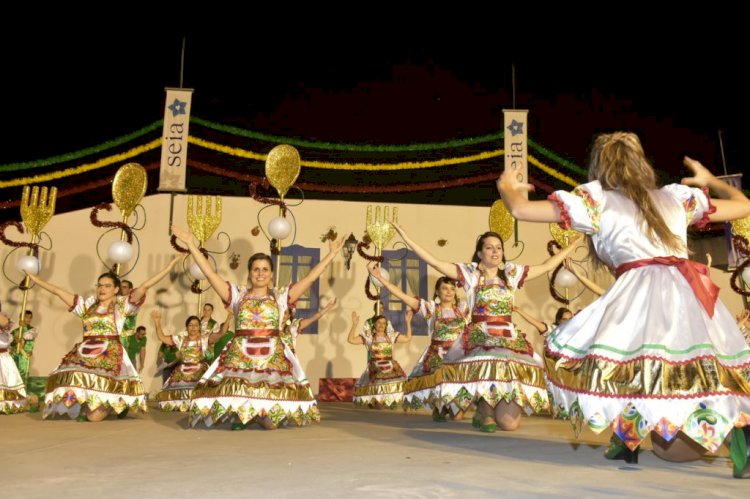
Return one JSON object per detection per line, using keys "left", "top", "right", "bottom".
{"left": 43, "top": 336, "right": 147, "bottom": 419}
{"left": 432, "top": 323, "right": 550, "bottom": 416}
{"left": 354, "top": 359, "right": 407, "bottom": 409}
{"left": 189, "top": 334, "right": 319, "bottom": 428}
{"left": 156, "top": 361, "right": 208, "bottom": 412}
{"left": 545, "top": 266, "right": 750, "bottom": 453}
{"left": 0, "top": 353, "right": 28, "bottom": 414}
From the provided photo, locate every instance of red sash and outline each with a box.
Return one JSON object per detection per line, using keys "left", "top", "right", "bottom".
{"left": 615, "top": 256, "right": 719, "bottom": 318}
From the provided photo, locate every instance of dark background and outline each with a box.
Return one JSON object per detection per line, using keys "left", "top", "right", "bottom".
{"left": 2, "top": 21, "right": 747, "bottom": 203}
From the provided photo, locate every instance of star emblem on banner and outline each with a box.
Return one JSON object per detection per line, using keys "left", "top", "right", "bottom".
{"left": 168, "top": 98, "right": 188, "bottom": 117}
{"left": 507, "top": 119, "right": 524, "bottom": 136}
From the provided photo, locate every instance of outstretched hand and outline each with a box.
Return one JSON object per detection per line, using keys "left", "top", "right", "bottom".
{"left": 351, "top": 311, "right": 359, "bottom": 323}
{"left": 323, "top": 297, "right": 338, "bottom": 311}
{"left": 171, "top": 225, "right": 193, "bottom": 245}
{"left": 150, "top": 309, "right": 161, "bottom": 322}
{"left": 497, "top": 168, "right": 535, "bottom": 196}
{"left": 329, "top": 236, "right": 345, "bottom": 254}
{"left": 367, "top": 261, "right": 384, "bottom": 282}
{"left": 681, "top": 156, "right": 714, "bottom": 188}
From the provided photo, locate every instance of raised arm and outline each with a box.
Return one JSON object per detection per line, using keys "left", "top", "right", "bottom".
{"left": 512, "top": 305, "right": 548, "bottom": 335}
{"left": 564, "top": 258, "right": 605, "bottom": 296}
{"left": 396, "top": 308, "right": 413, "bottom": 343}
{"left": 392, "top": 224, "right": 458, "bottom": 280}
{"left": 0, "top": 313, "right": 10, "bottom": 329}
{"left": 367, "top": 262, "right": 420, "bottom": 311}
{"left": 138, "top": 344, "right": 146, "bottom": 372}
{"left": 289, "top": 238, "right": 344, "bottom": 304}
{"left": 497, "top": 169, "right": 562, "bottom": 222}
{"left": 25, "top": 273, "right": 76, "bottom": 309}
{"left": 209, "top": 308, "right": 233, "bottom": 344}
{"left": 299, "top": 297, "right": 337, "bottom": 334}
{"left": 130, "top": 255, "right": 180, "bottom": 303}
{"left": 171, "top": 225, "right": 230, "bottom": 304}
{"left": 525, "top": 234, "right": 583, "bottom": 281}
{"left": 682, "top": 156, "right": 750, "bottom": 222}
{"left": 347, "top": 311, "right": 363, "bottom": 345}
{"left": 150, "top": 309, "right": 174, "bottom": 347}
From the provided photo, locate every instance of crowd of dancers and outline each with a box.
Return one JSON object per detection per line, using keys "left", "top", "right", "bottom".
{"left": 2, "top": 132, "right": 750, "bottom": 478}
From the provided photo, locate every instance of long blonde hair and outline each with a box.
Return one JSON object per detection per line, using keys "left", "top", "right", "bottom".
{"left": 587, "top": 132, "right": 684, "bottom": 262}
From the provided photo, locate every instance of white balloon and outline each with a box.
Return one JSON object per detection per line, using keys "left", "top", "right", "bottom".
{"left": 268, "top": 216, "right": 292, "bottom": 240}
{"left": 369, "top": 267, "right": 390, "bottom": 288}
{"left": 189, "top": 262, "right": 207, "bottom": 281}
{"left": 108, "top": 240, "right": 133, "bottom": 264}
{"left": 16, "top": 255, "right": 40, "bottom": 276}
{"left": 555, "top": 268, "right": 578, "bottom": 289}
{"left": 742, "top": 266, "right": 750, "bottom": 286}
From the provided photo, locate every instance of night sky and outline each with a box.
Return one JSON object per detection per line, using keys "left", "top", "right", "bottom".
{"left": 2, "top": 24, "right": 748, "bottom": 183}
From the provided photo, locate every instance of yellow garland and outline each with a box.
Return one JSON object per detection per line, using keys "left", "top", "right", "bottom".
{"left": 528, "top": 155, "right": 579, "bottom": 188}
{"left": 189, "top": 136, "right": 502, "bottom": 170}
{"left": 0, "top": 139, "right": 161, "bottom": 188}
{"left": 2, "top": 136, "right": 580, "bottom": 189}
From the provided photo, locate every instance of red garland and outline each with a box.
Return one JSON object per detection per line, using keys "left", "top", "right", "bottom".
{"left": 248, "top": 182, "right": 288, "bottom": 216}
{"left": 170, "top": 235, "right": 190, "bottom": 254}
{"left": 546, "top": 240, "right": 569, "bottom": 304}
{"left": 191, "top": 279, "right": 207, "bottom": 294}
{"left": 356, "top": 242, "right": 382, "bottom": 263}
{"left": 90, "top": 203, "right": 134, "bottom": 244}
{"left": 0, "top": 221, "right": 38, "bottom": 255}
{"left": 364, "top": 278, "right": 380, "bottom": 301}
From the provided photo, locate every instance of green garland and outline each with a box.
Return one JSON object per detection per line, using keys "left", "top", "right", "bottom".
{"left": 191, "top": 117, "right": 504, "bottom": 152}
{"left": 0, "top": 120, "right": 163, "bottom": 172}
{"left": 528, "top": 137, "right": 588, "bottom": 176}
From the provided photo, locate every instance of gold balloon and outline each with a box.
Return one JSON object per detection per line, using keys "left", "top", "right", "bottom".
{"left": 112, "top": 163, "right": 147, "bottom": 218}
{"left": 489, "top": 200, "right": 514, "bottom": 242}
{"left": 265, "top": 145, "right": 301, "bottom": 199}
{"left": 366, "top": 206, "right": 398, "bottom": 251}
{"left": 187, "top": 195, "right": 222, "bottom": 244}
{"left": 550, "top": 222, "right": 580, "bottom": 248}
{"left": 731, "top": 215, "right": 750, "bottom": 244}
{"left": 21, "top": 185, "right": 57, "bottom": 237}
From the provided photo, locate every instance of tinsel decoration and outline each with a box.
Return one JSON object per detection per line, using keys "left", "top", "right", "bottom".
{"left": 90, "top": 203, "right": 134, "bottom": 244}
{"left": 0, "top": 221, "right": 38, "bottom": 255}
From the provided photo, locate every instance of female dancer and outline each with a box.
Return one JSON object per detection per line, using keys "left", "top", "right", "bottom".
{"left": 27, "top": 257, "right": 179, "bottom": 421}
{"left": 367, "top": 262, "right": 468, "bottom": 420}
{"left": 0, "top": 308, "right": 27, "bottom": 414}
{"left": 392, "top": 224, "right": 579, "bottom": 432}
{"left": 348, "top": 307, "right": 412, "bottom": 409}
{"left": 152, "top": 311, "right": 215, "bottom": 412}
{"left": 498, "top": 132, "right": 750, "bottom": 475}
{"left": 172, "top": 225, "right": 343, "bottom": 430}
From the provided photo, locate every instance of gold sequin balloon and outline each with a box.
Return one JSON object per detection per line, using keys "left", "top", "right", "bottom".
{"left": 112, "top": 163, "right": 147, "bottom": 218}
{"left": 265, "top": 145, "right": 301, "bottom": 199}
{"left": 489, "top": 200, "right": 514, "bottom": 242}
{"left": 549, "top": 222, "right": 579, "bottom": 248}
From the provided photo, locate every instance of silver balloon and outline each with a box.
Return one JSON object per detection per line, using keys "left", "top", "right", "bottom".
{"left": 189, "top": 262, "right": 207, "bottom": 281}
{"left": 268, "top": 216, "right": 292, "bottom": 240}
{"left": 108, "top": 240, "right": 133, "bottom": 264}
{"left": 554, "top": 268, "right": 578, "bottom": 289}
{"left": 16, "top": 254, "right": 40, "bottom": 276}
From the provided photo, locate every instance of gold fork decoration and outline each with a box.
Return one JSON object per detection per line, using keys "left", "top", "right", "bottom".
{"left": 187, "top": 195, "right": 222, "bottom": 313}
{"left": 365, "top": 205, "right": 398, "bottom": 315}
{"left": 17, "top": 185, "right": 57, "bottom": 360}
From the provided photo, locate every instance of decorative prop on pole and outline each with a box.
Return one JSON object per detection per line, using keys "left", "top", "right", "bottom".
{"left": 185, "top": 195, "right": 222, "bottom": 314}
{"left": 362, "top": 206, "right": 398, "bottom": 314}
{"left": 547, "top": 223, "right": 584, "bottom": 304}
{"left": 264, "top": 144, "right": 301, "bottom": 288}
{"left": 0, "top": 185, "right": 56, "bottom": 382}
{"left": 93, "top": 163, "right": 148, "bottom": 276}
